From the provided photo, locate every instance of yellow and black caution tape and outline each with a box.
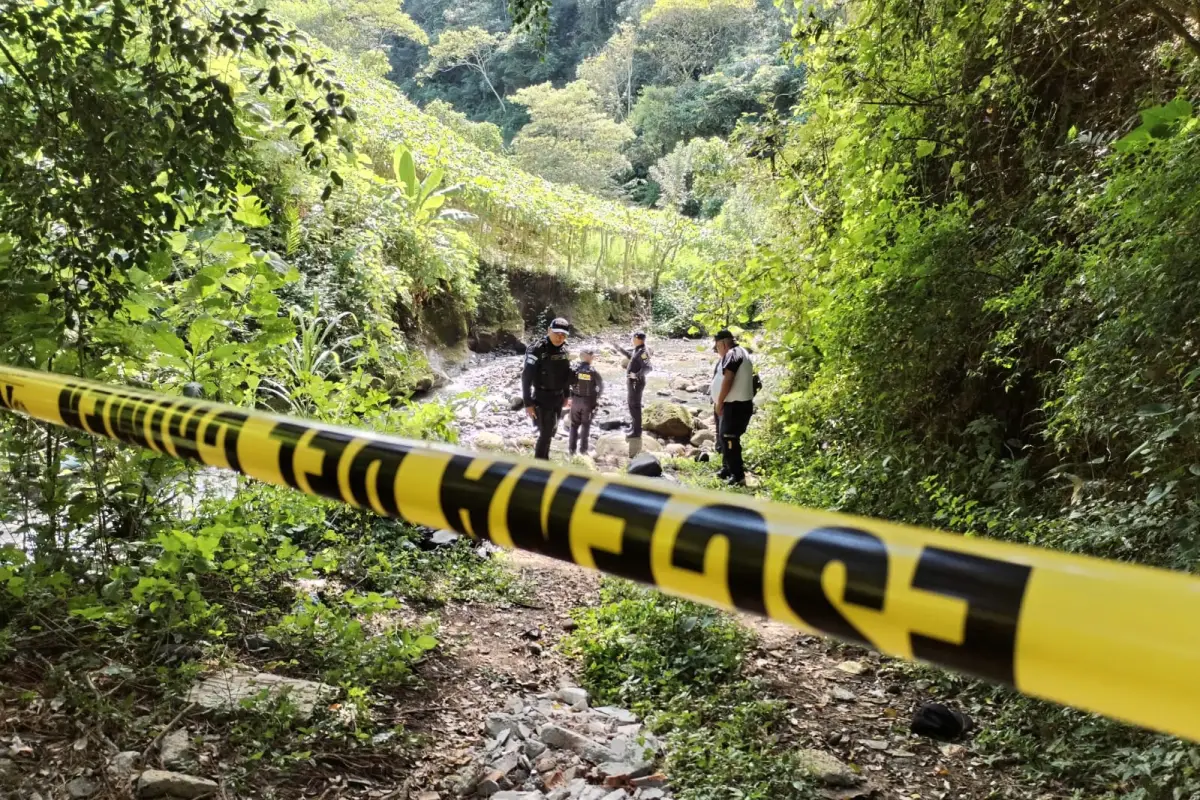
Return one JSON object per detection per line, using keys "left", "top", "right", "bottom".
{"left": 1, "top": 364, "right": 1199, "bottom": 741}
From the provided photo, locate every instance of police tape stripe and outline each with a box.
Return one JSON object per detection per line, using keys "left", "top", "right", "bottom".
{"left": 1, "top": 365, "right": 1199, "bottom": 741}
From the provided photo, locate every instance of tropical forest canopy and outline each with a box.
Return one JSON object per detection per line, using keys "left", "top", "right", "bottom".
{"left": 3, "top": 0, "right": 1200, "bottom": 798}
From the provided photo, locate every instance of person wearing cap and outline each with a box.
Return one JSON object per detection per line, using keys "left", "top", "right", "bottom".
{"left": 711, "top": 329, "right": 754, "bottom": 485}
{"left": 613, "top": 331, "right": 650, "bottom": 440}
{"left": 522, "top": 317, "right": 573, "bottom": 459}
{"left": 567, "top": 348, "right": 604, "bottom": 456}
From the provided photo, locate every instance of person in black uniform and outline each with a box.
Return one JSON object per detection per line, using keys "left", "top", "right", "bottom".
{"left": 567, "top": 348, "right": 604, "bottom": 456}
{"left": 522, "top": 317, "right": 572, "bottom": 460}
{"left": 613, "top": 331, "right": 650, "bottom": 440}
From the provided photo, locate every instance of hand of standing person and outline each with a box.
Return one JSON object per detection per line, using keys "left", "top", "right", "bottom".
{"left": 526, "top": 405, "right": 536, "bottom": 420}
{"left": 715, "top": 400, "right": 724, "bottom": 417}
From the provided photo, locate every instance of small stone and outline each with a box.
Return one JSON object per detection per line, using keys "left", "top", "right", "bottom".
{"left": 159, "top": 728, "right": 191, "bottom": 768}
{"left": 639, "top": 790, "right": 666, "bottom": 800}
{"left": 486, "top": 714, "right": 520, "bottom": 739}
{"left": 597, "top": 761, "right": 653, "bottom": 782}
{"left": 548, "top": 791, "right": 570, "bottom": 800}
{"left": 888, "top": 749, "right": 916, "bottom": 758}
{"left": 940, "top": 743, "right": 967, "bottom": 758}
{"left": 417, "top": 793, "right": 441, "bottom": 800}
{"left": 595, "top": 707, "right": 638, "bottom": 724}
{"left": 492, "top": 793, "right": 545, "bottom": 800}
{"left": 554, "top": 687, "right": 589, "bottom": 707}
{"left": 600, "top": 791, "right": 629, "bottom": 800}
{"left": 796, "top": 749, "right": 860, "bottom": 787}
{"left": 244, "top": 632, "right": 273, "bottom": 652}
{"left": 430, "top": 530, "right": 461, "bottom": 546}
{"left": 67, "top": 777, "right": 98, "bottom": 798}
{"left": 528, "top": 642, "right": 544, "bottom": 656}
{"left": 136, "top": 770, "right": 219, "bottom": 799}
{"left": 524, "top": 739, "right": 547, "bottom": 759}
{"left": 830, "top": 687, "right": 856, "bottom": 702}
{"left": 477, "top": 770, "right": 506, "bottom": 795}
{"left": 109, "top": 751, "right": 140, "bottom": 778}
{"left": 474, "top": 432, "right": 505, "bottom": 450}
{"left": 491, "top": 752, "right": 520, "bottom": 776}
{"left": 538, "top": 725, "right": 613, "bottom": 764}
{"left": 544, "top": 769, "right": 566, "bottom": 789}
{"left": 630, "top": 774, "right": 666, "bottom": 789}
{"left": 836, "top": 660, "right": 865, "bottom": 675}
{"left": 860, "top": 739, "right": 889, "bottom": 751}
{"left": 518, "top": 436, "right": 537, "bottom": 449}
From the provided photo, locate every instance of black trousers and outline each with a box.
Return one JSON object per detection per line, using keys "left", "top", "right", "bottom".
{"left": 568, "top": 395, "right": 597, "bottom": 455}
{"left": 628, "top": 377, "right": 645, "bottom": 437}
{"left": 719, "top": 401, "right": 753, "bottom": 480}
{"left": 533, "top": 397, "right": 565, "bottom": 460}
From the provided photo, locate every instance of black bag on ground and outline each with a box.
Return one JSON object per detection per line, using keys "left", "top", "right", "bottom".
{"left": 910, "top": 702, "right": 973, "bottom": 740}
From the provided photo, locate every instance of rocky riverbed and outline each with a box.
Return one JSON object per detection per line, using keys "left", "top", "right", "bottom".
{"left": 434, "top": 337, "right": 721, "bottom": 465}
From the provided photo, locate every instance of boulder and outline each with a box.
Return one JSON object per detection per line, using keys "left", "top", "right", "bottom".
{"left": 555, "top": 687, "right": 589, "bottom": 707}
{"left": 642, "top": 403, "right": 693, "bottom": 440}
{"left": 136, "top": 770, "right": 219, "bottom": 799}
{"left": 108, "top": 751, "right": 141, "bottom": 779}
{"left": 431, "top": 369, "right": 451, "bottom": 390}
{"left": 509, "top": 396, "right": 525, "bottom": 411}
{"left": 664, "top": 443, "right": 686, "bottom": 457}
{"left": 470, "top": 328, "right": 525, "bottom": 355}
{"left": 598, "top": 419, "right": 625, "bottom": 431}
{"left": 627, "top": 454, "right": 662, "bottom": 478}
{"left": 690, "top": 430, "right": 715, "bottom": 447}
{"left": 429, "top": 530, "right": 461, "bottom": 547}
{"left": 185, "top": 668, "right": 334, "bottom": 719}
{"left": 594, "top": 434, "right": 630, "bottom": 459}
{"left": 795, "top": 749, "right": 860, "bottom": 787}
{"left": 474, "top": 431, "right": 505, "bottom": 451}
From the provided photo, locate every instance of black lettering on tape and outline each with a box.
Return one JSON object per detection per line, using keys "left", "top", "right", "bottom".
{"left": 545, "top": 474, "right": 589, "bottom": 563}
{"left": 507, "top": 467, "right": 553, "bottom": 553}
{"left": 206, "top": 410, "right": 248, "bottom": 472}
{"left": 589, "top": 484, "right": 670, "bottom": 585}
{"left": 671, "top": 504, "right": 769, "bottom": 615}
{"left": 298, "top": 429, "right": 354, "bottom": 503}
{"left": 346, "top": 440, "right": 410, "bottom": 516}
{"left": 909, "top": 547, "right": 1031, "bottom": 686}
{"left": 82, "top": 387, "right": 112, "bottom": 437}
{"left": 783, "top": 527, "right": 888, "bottom": 647}
{"left": 439, "top": 455, "right": 513, "bottom": 539}
{"left": 59, "top": 385, "right": 85, "bottom": 430}
{"left": 270, "top": 421, "right": 308, "bottom": 487}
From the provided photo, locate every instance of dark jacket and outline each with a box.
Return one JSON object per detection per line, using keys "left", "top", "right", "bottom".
{"left": 522, "top": 336, "right": 572, "bottom": 405}
{"left": 570, "top": 362, "right": 604, "bottom": 398}
{"left": 624, "top": 344, "right": 651, "bottom": 379}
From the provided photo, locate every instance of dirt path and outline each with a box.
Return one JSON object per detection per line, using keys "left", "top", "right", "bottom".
{"left": 395, "top": 551, "right": 1031, "bottom": 800}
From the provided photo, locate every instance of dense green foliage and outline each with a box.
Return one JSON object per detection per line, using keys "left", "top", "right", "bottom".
{"left": 564, "top": 580, "right": 816, "bottom": 800}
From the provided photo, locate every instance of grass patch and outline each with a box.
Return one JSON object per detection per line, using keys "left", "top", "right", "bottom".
{"left": 563, "top": 579, "right": 818, "bottom": 800}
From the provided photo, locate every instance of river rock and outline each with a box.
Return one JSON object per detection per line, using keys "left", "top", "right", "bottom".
{"left": 555, "top": 687, "right": 589, "bottom": 707}
{"left": 185, "top": 668, "right": 334, "bottom": 719}
{"left": 796, "top": 749, "right": 860, "bottom": 787}
{"left": 509, "top": 396, "right": 525, "bottom": 411}
{"left": 474, "top": 431, "right": 505, "bottom": 450}
{"left": 594, "top": 434, "right": 631, "bottom": 459}
{"left": 690, "top": 430, "right": 715, "bottom": 447}
{"left": 642, "top": 403, "right": 693, "bottom": 439}
{"left": 136, "top": 770, "right": 219, "bottom": 798}
{"left": 627, "top": 454, "right": 662, "bottom": 478}
{"left": 538, "top": 725, "right": 614, "bottom": 764}
{"left": 109, "top": 751, "right": 141, "bottom": 779}
{"left": 663, "top": 443, "right": 686, "bottom": 457}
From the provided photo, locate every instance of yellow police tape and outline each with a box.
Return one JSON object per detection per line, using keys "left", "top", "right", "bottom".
{"left": 1, "top": 364, "right": 1199, "bottom": 741}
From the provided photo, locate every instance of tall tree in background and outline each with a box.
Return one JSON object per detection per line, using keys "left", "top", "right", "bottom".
{"left": 577, "top": 22, "right": 639, "bottom": 119}
{"left": 420, "top": 27, "right": 508, "bottom": 110}
{"left": 510, "top": 81, "right": 634, "bottom": 194}
{"left": 277, "top": 0, "right": 428, "bottom": 76}
{"left": 638, "top": 0, "right": 755, "bottom": 82}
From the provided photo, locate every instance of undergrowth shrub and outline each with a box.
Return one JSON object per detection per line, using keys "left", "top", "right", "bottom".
{"left": 564, "top": 580, "right": 816, "bottom": 800}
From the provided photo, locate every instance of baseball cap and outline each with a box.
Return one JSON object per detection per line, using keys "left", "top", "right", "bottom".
{"left": 714, "top": 329, "right": 735, "bottom": 342}
{"left": 633, "top": 331, "right": 646, "bottom": 341}
{"left": 549, "top": 317, "right": 570, "bottom": 334}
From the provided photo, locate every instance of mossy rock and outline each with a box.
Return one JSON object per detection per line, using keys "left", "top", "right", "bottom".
{"left": 642, "top": 402, "right": 694, "bottom": 440}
